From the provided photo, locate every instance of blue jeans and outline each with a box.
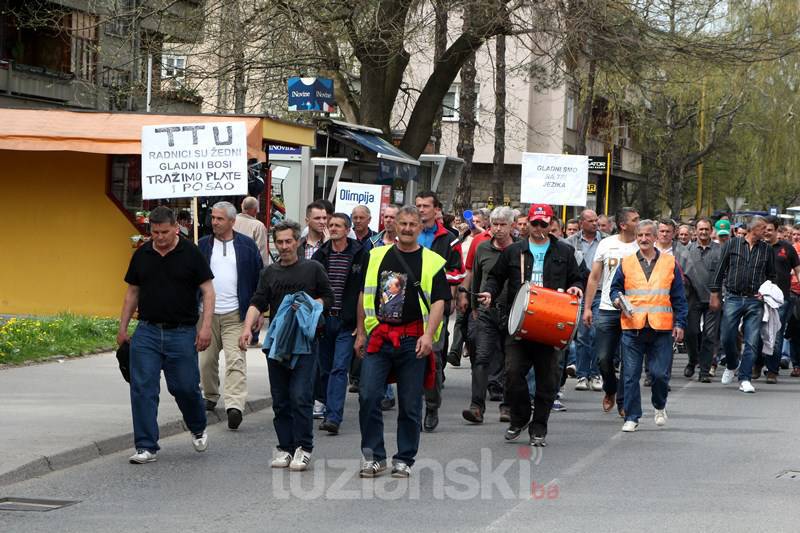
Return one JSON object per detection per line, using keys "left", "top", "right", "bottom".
{"left": 720, "top": 295, "right": 763, "bottom": 382}
{"left": 268, "top": 351, "right": 317, "bottom": 452}
{"left": 621, "top": 329, "right": 672, "bottom": 422}
{"left": 359, "top": 337, "right": 427, "bottom": 466}
{"left": 576, "top": 297, "right": 601, "bottom": 379}
{"left": 129, "top": 322, "right": 206, "bottom": 452}
{"left": 316, "top": 316, "right": 356, "bottom": 425}
{"left": 595, "top": 309, "right": 624, "bottom": 407}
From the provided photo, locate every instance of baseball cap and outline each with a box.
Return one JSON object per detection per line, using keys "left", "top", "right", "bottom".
{"left": 528, "top": 204, "right": 554, "bottom": 222}
{"left": 715, "top": 219, "right": 731, "bottom": 236}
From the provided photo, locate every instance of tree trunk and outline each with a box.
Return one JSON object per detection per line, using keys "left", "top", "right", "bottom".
{"left": 668, "top": 165, "right": 684, "bottom": 219}
{"left": 432, "top": 0, "right": 448, "bottom": 153}
{"left": 575, "top": 57, "right": 596, "bottom": 155}
{"left": 492, "top": 32, "right": 506, "bottom": 204}
{"left": 231, "top": 2, "right": 246, "bottom": 113}
{"left": 453, "top": 15, "right": 477, "bottom": 214}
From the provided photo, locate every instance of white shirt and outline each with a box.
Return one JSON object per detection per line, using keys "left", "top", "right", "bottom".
{"left": 593, "top": 235, "right": 639, "bottom": 310}
{"left": 210, "top": 238, "right": 239, "bottom": 314}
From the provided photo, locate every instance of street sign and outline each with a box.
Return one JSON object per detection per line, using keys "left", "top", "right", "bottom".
{"left": 141, "top": 122, "right": 248, "bottom": 199}
{"left": 588, "top": 156, "right": 607, "bottom": 171}
{"left": 769, "top": 205, "right": 779, "bottom": 216}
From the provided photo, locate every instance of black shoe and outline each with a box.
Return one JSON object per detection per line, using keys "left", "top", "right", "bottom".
{"left": 349, "top": 382, "right": 359, "bottom": 393}
{"left": 319, "top": 419, "right": 340, "bottom": 434}
{"left": 699, "top": 375, "right": 711, "bottom": 383}
{"left": 530, "top": 435, "right": 547, "bottom": 447}
{"left": 683, "top": 364, "right": 695, "bottom": 378}
{"left": 205, "top": 399, "right": 217, "bottom": 411}
{"left": 227, "top": 408, "right": 242, "bottom": 430}
{"left": 488, "top": 390, "right": 503, "bottom": 402}
{"left": 380, "top": 398, "right": 395, "bottom": 411}
{"left": 504, "top": 423, "right": 529, "bottom": 441}
{"left": 644, "top": 376, "right": 652, "bottom": 387}
{"left": 499, "top": 406, "right": 511, "bottom": 423}
{"left": 446, "top": 352, "right": 461, "bottom": 367}
{"left": 462, "top": 406, "right": 484, "bottom": 424}
{"left": 423, "top": 409, "right": 439, "bottom": 432}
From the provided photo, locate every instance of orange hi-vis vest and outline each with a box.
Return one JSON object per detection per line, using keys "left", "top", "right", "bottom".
{"left": 620, "top": 252, "right": 675, "bottom": 331}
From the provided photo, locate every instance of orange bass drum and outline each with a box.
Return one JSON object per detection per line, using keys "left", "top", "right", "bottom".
{"left": 507, "top": 282, "right": 581, "bottom": 348}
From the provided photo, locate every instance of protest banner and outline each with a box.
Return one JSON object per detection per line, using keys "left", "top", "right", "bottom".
{"left": 141, "top": 122, "right": 248, "bottom": 199}
{"left": 520, "top": 153, "right": 589, "bottom": 206}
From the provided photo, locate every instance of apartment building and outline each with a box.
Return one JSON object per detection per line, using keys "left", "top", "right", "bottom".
{"left": 0, "top": 0, "right": 203, "bottom": 112}
{"left": 396, "top": 32, "right": 644, "bottom": 214}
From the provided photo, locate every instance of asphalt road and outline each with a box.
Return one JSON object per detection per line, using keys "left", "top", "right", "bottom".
{"left": 3, "top": 354, "right": 800, "bottom": 533}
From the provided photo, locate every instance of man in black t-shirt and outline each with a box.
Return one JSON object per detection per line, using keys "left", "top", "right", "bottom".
{"left": 354, "top": 206, "right": 450, "bottom": 479}
{"left": 755, "top": 216, "right": 800, "bottom": 383}
{"left": 239, "top": 220, "right": 334, "bottom": 472}
{"left": 117, "top": 206, "right": 215, "bottom": 465}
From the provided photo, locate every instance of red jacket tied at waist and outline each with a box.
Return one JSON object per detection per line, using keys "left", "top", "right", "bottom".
{"left": 366, "top": 321, "right": 436, "bottom": 390}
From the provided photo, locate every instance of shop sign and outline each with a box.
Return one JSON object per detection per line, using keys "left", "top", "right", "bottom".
{"left": 288, "top": 77, "right": 336, "bottom": 112}
{"left": 334, "top": 182, "right": 387, "bottom": 232}
{"left": 588, "top": 156, "right": 608, "bottom": 171}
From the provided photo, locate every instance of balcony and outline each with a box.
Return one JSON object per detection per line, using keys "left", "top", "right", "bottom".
{"left": 0, "top": 61, "right": 92, "bottom": 107}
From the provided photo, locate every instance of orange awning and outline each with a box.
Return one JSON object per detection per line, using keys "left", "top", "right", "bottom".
{"left": 0, "top": 109, "right": 267, "bottom": 159}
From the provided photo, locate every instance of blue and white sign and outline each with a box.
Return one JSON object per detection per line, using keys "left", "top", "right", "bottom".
{"left": 334, "top": 182, "right": 383, "bottom": 232}
{"left": 288, "top": 77, "right": 336, "bottom": 112}
{"left": 268, "top": 144, "right": 302, "bottom": 156}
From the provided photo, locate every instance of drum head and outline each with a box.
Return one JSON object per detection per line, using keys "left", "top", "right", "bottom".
{"left": 508, "top": 282, "right": 531, "bottom": 336}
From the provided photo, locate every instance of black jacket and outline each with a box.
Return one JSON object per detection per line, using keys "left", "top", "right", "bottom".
{"left": 311, "top": 237, "right": 366, "bottom": 328}
{"left": 484, "top": 234, "right": 584, "bottom": 310}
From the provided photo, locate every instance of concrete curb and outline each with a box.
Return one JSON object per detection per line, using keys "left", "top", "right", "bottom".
{"left": 0, "top": 396, "right": 272, "bottom": 488}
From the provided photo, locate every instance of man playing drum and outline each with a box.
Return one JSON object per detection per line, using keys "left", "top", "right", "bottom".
{"left": 478, "top": 204, "right": 583, "bottom": 447}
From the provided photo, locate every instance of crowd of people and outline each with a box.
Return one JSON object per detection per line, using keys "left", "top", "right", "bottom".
{"left": 116, "top": 195, "right": 800, "bottom": 477}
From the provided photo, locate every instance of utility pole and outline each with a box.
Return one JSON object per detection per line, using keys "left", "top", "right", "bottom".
{"left": 696, "top": 80, "right": 706, "bottom": 216}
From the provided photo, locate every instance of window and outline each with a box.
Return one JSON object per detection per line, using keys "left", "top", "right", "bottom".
{"left": 566, "top": 92, "right": 577, "bottom": 131}
{"left": 161, "top": 54, "right": 186, "bottom": 85}
{"left": 69, "top": 12, "right": 98, "bottom": 81}
{"left": 105, "top": 0, "right": 135, "bottom": 36}
{"left": 441, "top": 84, "right": 480, "bottom": 122}
{"left": 442, "top": 86, "right": 459, "bottom": 121}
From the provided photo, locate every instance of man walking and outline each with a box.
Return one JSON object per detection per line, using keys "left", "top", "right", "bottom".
{"left": 462, "top": 206, "right": 516, "bottom": 424}
{"left": 311, "top": 213, "right": 367, "bottom": 434}
{"left": 583, "top": 207, "right": 641, "bottom": 416}
{"left": 415, "top": 191, "right": 465, "bottom": 432}
{"left": 677, "top": 218, "right": 722, "bottom": 382}
{"left": 234, "top": 196, "right": 270, "bottom": 265}
{"left": 610, "top": 220, "right": 687, "bottom": 432}
{"left": 478, "top": 204, "right": 583, "bottom": 447}
{"left": 566, "top": 209, "right": 607, "bottom": 392}
{"left": 355, "top": 206, "right": 450, "bottom": 478}
{"left": 753, "top": 216, "right": 800, "bottom": 383}
{"left": 198, "top": 201, "right": 263, "bottom": 430}
{"left": 117, "top": 206, "right": 215, "bottom": 464}
{"left": 709, "top": 216, "right": 776, "bottom": 393}
{"left": 239, "top": 221, "right": 334, "bottom": 471}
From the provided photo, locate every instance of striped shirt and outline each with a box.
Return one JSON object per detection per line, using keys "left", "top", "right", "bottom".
{"left": 327, "top": 250, "right": 352, "bottom": 310}
{"left": 709, "top": 236, "right": 776, "bottom": 296}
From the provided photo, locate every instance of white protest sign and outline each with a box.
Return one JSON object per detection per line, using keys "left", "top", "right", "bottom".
{"left": 141, "top": 122, "right": 248, "bottom": 199}
{"left": 520, "top": 152, "right": 589, "bottom": 206}
{"left": 334, "top": 182, "right": 384, "bottom": 232}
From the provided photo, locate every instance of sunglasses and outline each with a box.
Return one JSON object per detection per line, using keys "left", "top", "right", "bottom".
{"left": 529, "top": 219, "right": 549, "bottom": 228}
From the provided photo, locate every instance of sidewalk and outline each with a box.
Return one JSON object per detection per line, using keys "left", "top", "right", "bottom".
{"left": 0, "top": 346, "right": 272, "bottom": 486}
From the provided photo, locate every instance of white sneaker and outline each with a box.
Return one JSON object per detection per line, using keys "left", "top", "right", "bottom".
{"left": 191, "top": 430, "right": 208, "bottom": 452}
{"left": 313, "top": 401, "right": 326, "bottom": 420}
{"left": 129, "top": 449, "right": 157, "bottom": 464}
{"left": 590, "top": 376, "right": 604, "bottom": 391}
{"left": 739, "top": 380, "right": 756, "bottom": 393}
{"left": 621, "top": 421, "right": 639, "bottom": 432}
{"left": 654, "top": 409, "right": 668, "bottom": 426}
{"left": 270, "top": 449, "right": 292, "bottom": 468}
{"left": 575, "top": 377, "right": 589, "bottom": 391}
{"left": 721, "top": 368, "right": 736, "bottom": 385}
{"left": 289, "top": 448, "right": 312, "bottom": 471}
